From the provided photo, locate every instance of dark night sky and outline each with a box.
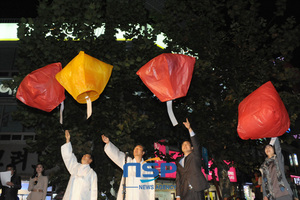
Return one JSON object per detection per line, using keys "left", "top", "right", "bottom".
{"left": 0, "top": 0, "right": 299, "bottom": 66}
{"left": 0, "top": 0, "right": 39, "bottom": 18}
{"left": 0, "top": 0, "right": 299, "bottom": 20}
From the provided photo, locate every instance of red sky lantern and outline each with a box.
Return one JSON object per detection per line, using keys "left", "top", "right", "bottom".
{"left": 16, "top": 62, "right": 65, "bottom": 113}
{"left": 237, "top": 81, "right": 290, "bottom": 140}
{"left": 136, "top": 53, "right": 195, "bottom": 126}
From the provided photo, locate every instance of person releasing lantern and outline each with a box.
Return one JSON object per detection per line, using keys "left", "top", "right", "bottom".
{"left": 55, "top": 51, "right": 113, "bottom": 119}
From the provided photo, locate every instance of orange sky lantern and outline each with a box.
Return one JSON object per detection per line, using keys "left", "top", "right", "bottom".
{"left": 55, "top": 51, "right": 113, "bottom": 119}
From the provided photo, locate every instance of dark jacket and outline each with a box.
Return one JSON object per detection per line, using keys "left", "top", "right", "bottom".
{"left": 176, "top": 134, "right": 209, "bottom": 199}
{"left": 0, "top": 173, "right": 21, "bottom": 200}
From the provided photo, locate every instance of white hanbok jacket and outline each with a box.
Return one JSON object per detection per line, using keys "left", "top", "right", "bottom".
{"left": 104, "top": 142, "right": 155, "bottom": 200}
{"left": 61, "top": 142, "right": 98, "bottom": 200}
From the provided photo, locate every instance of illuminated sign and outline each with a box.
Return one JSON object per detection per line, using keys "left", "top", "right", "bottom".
{"left": 0, "top": 23, "right": 18, "bottom": 41}
{"left": 0, "top": 78, "right": 16, "bottom": 97}
{"left": 291, "top": 175, "right": 300, "bottom": 185}
{"left": 154, "top": 141, "right": 237, "bottom": 182}
{"left": 203, "top": 160, "right": 237, "bottom": 182}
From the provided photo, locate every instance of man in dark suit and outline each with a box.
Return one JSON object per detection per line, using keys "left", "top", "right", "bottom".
{"left": 0, "top": 164, "right": 21, "bottom": 200}
{"left": 176, "top": 118, "right": 209, "bottom": 200}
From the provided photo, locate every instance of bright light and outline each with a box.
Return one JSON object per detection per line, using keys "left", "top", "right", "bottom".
{"left": 0, "top": 23, "right": 18, "bottom": 41}
{"left": 0, "top": 23, "right": 168, "bottom": 49}
{"left": 293, "top": 153, "right": 298, "bottom": 167}
{"left": 289, "top": 154, "right": 294, "bottom": 166}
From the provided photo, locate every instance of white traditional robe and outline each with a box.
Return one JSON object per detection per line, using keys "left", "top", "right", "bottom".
{"left": 61, "top": 142, "right": 98, "bottom": 200}
{"left": 104, "top": 142, "right": 155, "bottom": 200}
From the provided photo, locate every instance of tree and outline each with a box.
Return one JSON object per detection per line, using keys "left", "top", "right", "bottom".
{"left": 13, "top": 0, "right": 166, "bottom": 198}
{"left": 148, "top": 0, "right": 300, "bottom": 198}
{"left": 11, "top": 0, "right": 300, "bottom": 199}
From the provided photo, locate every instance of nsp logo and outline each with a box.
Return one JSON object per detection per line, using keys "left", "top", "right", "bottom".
{"left": 123, "top": 157, "right": 177, "bottom": 183}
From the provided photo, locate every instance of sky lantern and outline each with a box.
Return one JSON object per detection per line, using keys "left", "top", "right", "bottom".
{"left": 55, "top": 51, "right": 113, "bottom": 119}
{"left": 16, "top": 62, "right": 65, "bottom": 114}
{"left": 237, "top": 81, "right": 290, "bottom": 140}
{"left": 136, "top": 53, "right": 195, "bottom": 126}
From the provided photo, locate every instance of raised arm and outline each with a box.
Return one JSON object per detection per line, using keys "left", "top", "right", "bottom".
{"left": 183, "top": 118, "right": 193, "bottom": 134}
{"left": 65, "top": 130, "right": 70, "bottom": 143}
{"left": 61, "top": 130, "right": 80, "bottom": 174}
{"left": 102, "top": 135, "right": 126, "bottom": 169}
{"left": 272, "top": 137, "right": 285, "bottom": 170}
{"left": 183, "top": 118, "right": 201, "bottom": 155}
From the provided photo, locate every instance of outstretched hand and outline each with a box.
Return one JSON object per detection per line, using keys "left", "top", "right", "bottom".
{"left": 65, "top": 130, "right": 70, "bottom": 143}
{"left": 102, "top": 135, "right": 110, "bottom": 144}
{"left": 183, "top": 118, "right": 193, "bottom": 132}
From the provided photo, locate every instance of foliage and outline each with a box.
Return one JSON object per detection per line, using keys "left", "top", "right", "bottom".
{"left": 149, "top": 0, "right": 300, "bottom": 171}
{"left": 11, "top": 0, "right": 300, "bottom": 199}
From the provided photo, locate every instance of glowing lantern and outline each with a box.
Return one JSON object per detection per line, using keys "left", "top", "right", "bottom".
{"left": 136, "top": 53, "right": 195, "bottom": 126}
{"left": 55, "top": 51, "right": 113, "bottom": 119}
{"left": 237, "top": 81, "right": 290, "bottom": 140}
{"left": 16, "top": 62, "right": 65, "bottom": 113}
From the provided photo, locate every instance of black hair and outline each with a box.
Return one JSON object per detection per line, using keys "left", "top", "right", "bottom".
{"left": 265, "top": 144, "right": 274, "bottom": 149}
{"left": 135, "top": 144, "right": 146, "bottom": 152}
{"left": 265, "top": 144, "right": 276, "bottom": 155}
{"left": 181, "top": 140, "right": 193, "bottom": 147}
{"left": 6, "top": 164, "right": 16, "bottom": 171}
{"left": 31, "top": 163, "right": 46, "bottom": 178}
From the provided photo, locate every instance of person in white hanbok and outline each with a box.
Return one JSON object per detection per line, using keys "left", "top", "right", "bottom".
{"left": 102, "top": 135, "right": 155, "bottom": 200}
{"left": 61, "top": 130, "right": 98, "bottom": 200}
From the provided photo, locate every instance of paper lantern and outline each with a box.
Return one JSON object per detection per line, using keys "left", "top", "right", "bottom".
{"left": 16, "top": 62, "right": 65, "bottom": 112}
{"left": 136, "top": 53, "right": 195, "bottom": 126}
{"left": 55, "top": 51, "right": 113, "bottom": 118}
{"left": 237, "top": 81, "right": 290, "bottom": 140}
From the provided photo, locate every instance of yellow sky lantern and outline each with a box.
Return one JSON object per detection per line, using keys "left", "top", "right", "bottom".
{"left": 56, "top": 51, "right": 113, "bottom": 118}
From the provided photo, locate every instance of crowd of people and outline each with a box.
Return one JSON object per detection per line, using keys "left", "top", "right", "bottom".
{"left": 0, "top": 119, "right": 299, "bottom": 200}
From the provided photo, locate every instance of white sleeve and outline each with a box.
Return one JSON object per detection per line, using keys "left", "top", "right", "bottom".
{"left": 61, "top": 142, "right": 80, "bottom": 175}
{"left": 90, "top": 172, "right": 98, "bottom": 200}
{"left": 104, "top": 142, "right": 126, "bottom": 169}
{"left": 269, "top": 137, "right": 277, "bottom": 146}
{"left": 189, "top": 131, "right": 195, "bottom": 137}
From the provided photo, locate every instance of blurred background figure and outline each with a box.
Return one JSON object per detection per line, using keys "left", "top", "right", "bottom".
{"left": 285, "top": 169, "right": 299, "bottom": 200}
{"left": 252, "top": 170, "right": 263, "bottom": 200}
{"left": 0, "top": 164, "right": 21, "bottom": 200}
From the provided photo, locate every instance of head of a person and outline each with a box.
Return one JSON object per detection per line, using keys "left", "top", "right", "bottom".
{"left": 181, "top": 140, "right": 193, "bottom": 155}
{"left": 265, "top": 144, "right": 275, "bottom": 158}
{"left": 133, "top": 144, "right": 145, "bottom": 158}
{"left": 35, "top": 164, "right": 45, "bottom": 175}
{"left": 81, "top": 154, "right": 93, "bottom": 165}
{"left": 254, "top": 171, "right": 261, "bottom": 177}
{"left": 32, "top": 163, "right": 45, "bottom": 178}
{"left": 6, "top": 164, "right": 16, "bottom": 175}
